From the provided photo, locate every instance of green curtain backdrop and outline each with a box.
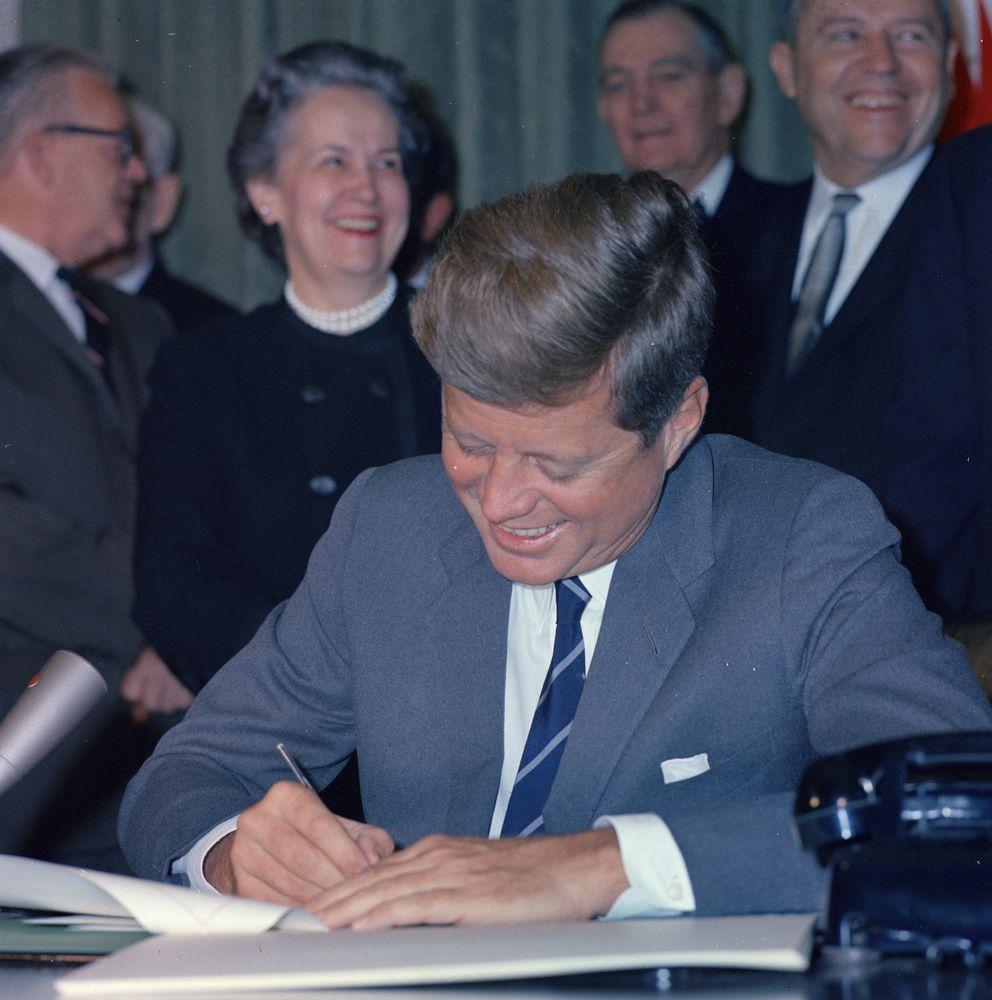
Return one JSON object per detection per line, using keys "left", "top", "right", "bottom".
{"left": 19, "top": 0, "right": 811, "bottom": 309}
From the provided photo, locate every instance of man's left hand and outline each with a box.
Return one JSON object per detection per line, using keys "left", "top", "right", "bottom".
{"left": 305, "top": 827, "right": 629, "bottom": 929}
{"left": 121, "top": 646, "right": 194, "bottom": 722}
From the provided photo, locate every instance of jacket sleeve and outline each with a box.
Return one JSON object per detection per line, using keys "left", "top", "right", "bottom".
{"left": 120, "top": 467, "right": 374, "bottom": 880}
{"left": 663, "top": 473, "right": 992, "bottom": 916}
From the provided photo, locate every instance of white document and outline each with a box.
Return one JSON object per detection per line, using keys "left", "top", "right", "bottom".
{"left": 57, "top": 914, "right": 816, "bottom": 995}
{"left": 0, "top": 854, "right": 323, "bottom": 935}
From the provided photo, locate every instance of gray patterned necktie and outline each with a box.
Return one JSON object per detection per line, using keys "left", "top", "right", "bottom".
{"left": 787, "top": 191, "right": 861, "bottom": 374}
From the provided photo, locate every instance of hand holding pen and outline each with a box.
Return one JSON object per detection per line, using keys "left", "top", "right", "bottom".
{"left": 203, "top": 743, "right": 394, "bottom": 903}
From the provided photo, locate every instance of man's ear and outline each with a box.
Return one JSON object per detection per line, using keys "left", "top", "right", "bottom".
{"left": 662, "top": 376, "right": 709, "bottom": 471}
{"left": 420, "top": 190, "right": 455, "bottom": 244}
{"left": 149, "top": 173, "right": 183, "bottom": 236}
{"left": 716, "top": 63, "right": 747, "bottom": 128}
{"left": 944, "top": 36, "right": 959, "bottom": 98}
{"left": 770, "top": 41, "right": 798, "bottom": 100}
{"left": 20, "top": 130, "right": 58, "bottom": 191}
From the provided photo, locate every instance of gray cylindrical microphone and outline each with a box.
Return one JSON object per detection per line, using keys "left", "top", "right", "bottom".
{"left": 0, "top": 650, "right": 108, "bottom": 797}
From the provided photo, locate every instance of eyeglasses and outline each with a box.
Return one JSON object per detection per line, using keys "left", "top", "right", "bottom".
{"left": 42, "top": 123, "right": 137, "bottom": 166}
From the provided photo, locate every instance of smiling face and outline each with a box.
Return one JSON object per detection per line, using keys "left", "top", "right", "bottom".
{"left": 441, "top": 376, "right": 707, "bottom": 585}
{"left": 597, "top": 7, "right": 744, "bottom": 192}
{"left": 770, "top": 0, "right": 955, "bottom": 187}
{"left": 247, "top": 84, "right": 409, "bottom": 309}
{"left": 47, "top": 68, "right": 147, "bottom": 266}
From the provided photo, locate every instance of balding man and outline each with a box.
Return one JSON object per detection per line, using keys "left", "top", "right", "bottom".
{"left": 597, "top": 0, "right": 784, "bottom": 220}
{"left": 0, "top": 45, "right": 180, "bottom": 863}
{"left": 706, "top": 0, "right": 969, "bottom": 614}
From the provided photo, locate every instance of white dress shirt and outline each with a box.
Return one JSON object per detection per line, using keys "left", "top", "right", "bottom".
{"left": 791, "top": 146, "right": 932, "bottom": 326}
{"left": 178, "top": 561, "right": 695, "bottom": 918}
{"left": 110, "top": 254, "right": 155, "bottom": 295}
{"left": 690, "top": 153, "right": 734, "bottom": 218}
{"left": 0, "top": 222, "right": 86, "bottom": 344}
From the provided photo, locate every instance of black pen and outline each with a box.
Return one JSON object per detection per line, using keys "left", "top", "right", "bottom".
{"left": 276, "top": 742, "right": 314, "bottom": 791}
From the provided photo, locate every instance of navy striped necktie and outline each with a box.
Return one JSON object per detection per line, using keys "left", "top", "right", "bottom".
{"left": 500, "top": 576, "right": 591, "bottom": 838}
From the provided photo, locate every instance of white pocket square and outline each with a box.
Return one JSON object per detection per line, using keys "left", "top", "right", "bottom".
{"left": 661, "top": 752, "right": 710, "bottom": 784}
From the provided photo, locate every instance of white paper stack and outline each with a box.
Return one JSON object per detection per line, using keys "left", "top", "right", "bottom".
{"left": 56, "top": 914, "right": 816, "bottom": 995}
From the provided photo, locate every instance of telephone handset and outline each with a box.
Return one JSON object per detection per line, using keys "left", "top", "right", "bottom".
{"left": 794, "top": 732, "right": 992, "bottom": 959}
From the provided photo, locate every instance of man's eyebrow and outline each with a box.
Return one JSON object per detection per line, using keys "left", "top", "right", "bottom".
{"left": 889, "top": 16, "right": 939, "bottom": 34}
{"left": 649, "top": 55, "right": 697, "bottom": 71}
{"left": 442, "top": 420, "right": 487, "bottom": 443}
{"left": 815, "top": 15, "right": 938, "bottom": 35}
{"left": 600, "top": 55, "right": 697, "bottom": 77}
{"left": 814, "top": 15, "right": 865, "bottom": 31}
{"left": 525, "top": 447, "right": 592, "bottom": 468}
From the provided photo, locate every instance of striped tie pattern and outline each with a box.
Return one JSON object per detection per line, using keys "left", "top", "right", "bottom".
{"left": 787, "top": 190, "right": 861, "bottom": 375}
{"left": 57, "top": 266, "right": 116, "bottom": 395}
{"left": 500, "top": 576, "right": 591, "bottom": 838}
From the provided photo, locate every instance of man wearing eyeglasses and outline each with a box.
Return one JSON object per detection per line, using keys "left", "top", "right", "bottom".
{"left": 0, "top": 44, "right": 177, "bottom": 868}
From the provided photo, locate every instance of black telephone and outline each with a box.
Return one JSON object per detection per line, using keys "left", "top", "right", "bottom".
{"left": 794, "top": 731, "right": 992, "bottom": 960}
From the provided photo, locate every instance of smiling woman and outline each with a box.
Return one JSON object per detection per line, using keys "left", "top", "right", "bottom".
{"left": 133, "top": 43, "right": 441, "bottom": 761}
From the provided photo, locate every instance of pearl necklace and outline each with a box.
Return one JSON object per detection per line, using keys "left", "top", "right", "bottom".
{"left": 284, "top": 273, "right": 398, "bottom": 335}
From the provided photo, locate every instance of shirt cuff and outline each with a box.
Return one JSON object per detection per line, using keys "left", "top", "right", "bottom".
{"left": 171, "top": 814, "right": 240, "bottom": 892}
{"left": 595, "top": 813, "right": 696, "bottom": 919}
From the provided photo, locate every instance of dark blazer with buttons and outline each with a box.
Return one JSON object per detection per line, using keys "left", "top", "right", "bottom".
{"left": 704, "top": 156, "right": 979, "bottom": 613}
{"left": 133, "top": 289, "right": 440, "bottom": 692}
{"left": 120, "top": 436, "right": 992, "bottom": 915}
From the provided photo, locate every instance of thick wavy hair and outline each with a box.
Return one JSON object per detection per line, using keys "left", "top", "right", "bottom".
{"left": 227, "top": 40, "right": 428, "bottom": 262}
{"left": 413, "top": 172, "right": 713, "bottom": 447}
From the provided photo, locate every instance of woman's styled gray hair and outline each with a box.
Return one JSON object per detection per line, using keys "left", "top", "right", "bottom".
{"left": 228, "top": 40, "right": 428, "bottom": 262}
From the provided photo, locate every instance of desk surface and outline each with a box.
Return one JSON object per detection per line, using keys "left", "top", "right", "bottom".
{"left": 4, "top": 958, "right": 991, "bottom": 1000}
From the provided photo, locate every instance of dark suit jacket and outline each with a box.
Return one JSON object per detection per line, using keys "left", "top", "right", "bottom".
{"left": 0, "top": 249, "right": 172, "bottom": 852}
{"left": 138, "top": 259, "right": 237, "bottom": 333}
{"left": 713, "top": 161, "right": 787, "bottom": 220}
{"left": 120, "top": 437, "right": 991, "bottom": 916}
{"left": 884, "top": 126, "right": 992, "bottom": 612}
{"left": 705, "top": 158, "right": 978, "bottom": 612}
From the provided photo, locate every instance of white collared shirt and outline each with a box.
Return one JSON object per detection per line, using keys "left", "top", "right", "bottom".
{"left": 110, "top": 254, "right": 155, "bottom": 295}
{"left": 178, "top": 561, "right": 695, "bottom": 918}
{"left": 690, "top": 153, "right": 734, "bottom": 218}
{"left": 792, "top": 146, "right": 932, "bottom": 326}
{"left": 0, "top": 222, "right": 85, "bottom": 344}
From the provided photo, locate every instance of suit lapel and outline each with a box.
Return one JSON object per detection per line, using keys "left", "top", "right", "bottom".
{"left": 747, "top": 185, "right": 809, "bottom": 423}
{"left": 544, "top": 440, "right": 715, "bottom": 831}
{"left": 0, "top": 252, "right": 121, "bottom": 427}
{"left": 786, "top": 161, "right": 932, "bottom": 385}
{"left": 426, "top": 519, "right": 512, "bottom": 835}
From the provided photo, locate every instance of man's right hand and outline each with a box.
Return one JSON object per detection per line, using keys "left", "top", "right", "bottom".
{"left": 203, "top": 781, "right": 394, "bottom": 904}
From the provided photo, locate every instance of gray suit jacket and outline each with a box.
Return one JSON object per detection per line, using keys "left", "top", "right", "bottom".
{"left": 120, "top": 436, "right": 992, "bottom": 915}
{"left": 0, "top": 250, "right": 172, "bottom": 692}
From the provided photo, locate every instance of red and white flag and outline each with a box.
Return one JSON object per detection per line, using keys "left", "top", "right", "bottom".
{"left": 941, "top": 0, "right": 992, "bottom": 138}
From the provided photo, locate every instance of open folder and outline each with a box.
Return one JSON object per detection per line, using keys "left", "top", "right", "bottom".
{"left": 56, "top": 915, "right": 816, "bottom": 995}
{"left": 0, "top": 854, "right": 323, "bottom": 935}
{"left": 0, "top": 855, "right": 815, "bottom": 993}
